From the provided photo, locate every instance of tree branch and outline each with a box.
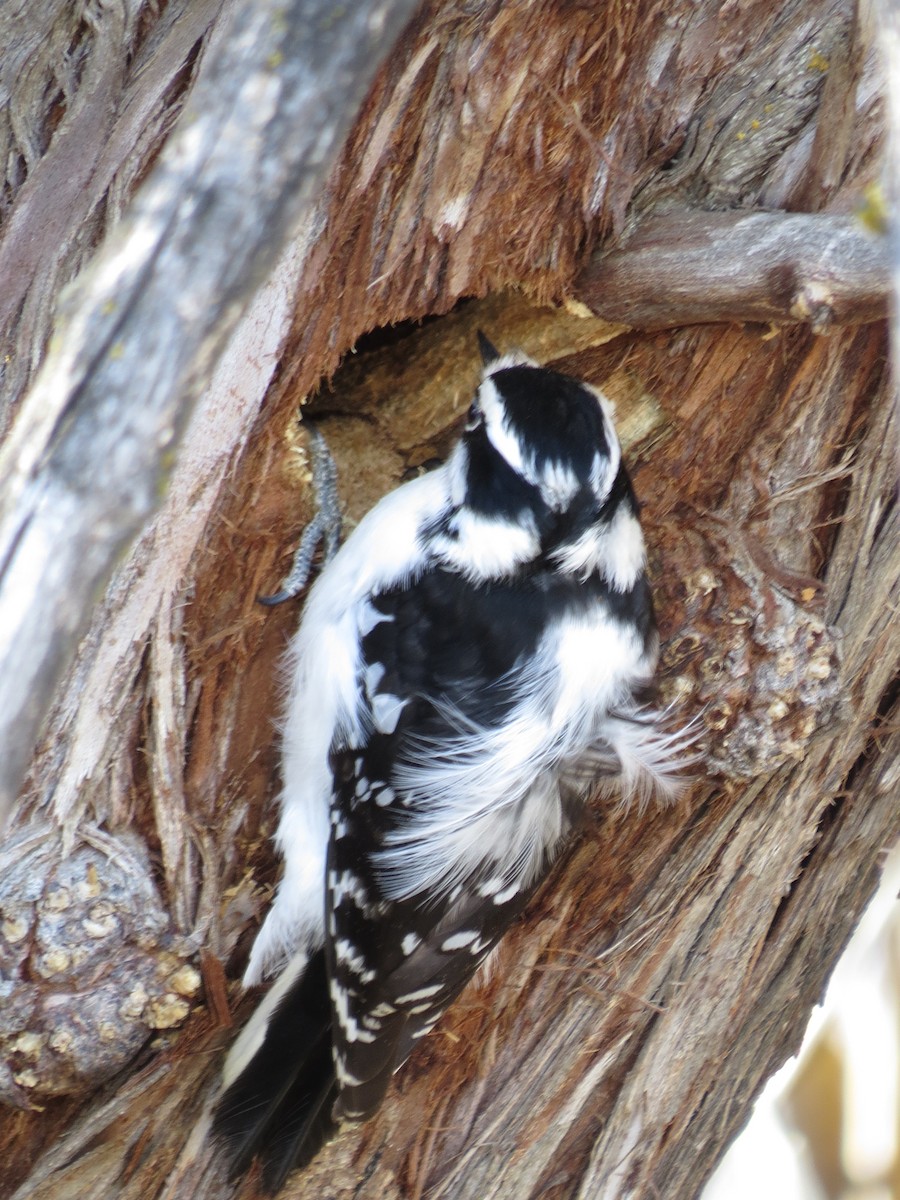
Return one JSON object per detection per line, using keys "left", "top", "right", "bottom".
{"left": 575, "top": 210, "right": 889, "bottom": 331}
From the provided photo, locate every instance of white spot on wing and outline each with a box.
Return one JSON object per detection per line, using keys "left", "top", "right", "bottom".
{"left": 330, "top": 977, "right": 376, "bottom": 1043}
{"left": 410, "top": 1016, "right": 441, "bottom": 1040}
{"left": 401, "top": 932, "right": 421, "bottom": 956}
{"left": 330, "top": 869, "right": 369, "bottom": 909}
{"left": 395, "top": 983, "right": 444, "bottom": 1004}
{"left": 365, "top": 662, "right": 386, "bottom": 697}
{"left": 440, "top": 930, "right": 480, "bottom": 951}
{"left": 492, "top": 882, "right": 520, "bottom": 905}
{"left": 358, "top": 602, "right": 392, "bottom": 637}
{"left": 335, "top": 1053, "right": 364, "bottom": 1086}
{"left": 372, "top": 692, "right": 406, "bottom": 734}
{"left": 477, "top": 877, "right": 505, "bottom": 897}
{"left": 335, "top": 938, "right": 376, "bottom": 983}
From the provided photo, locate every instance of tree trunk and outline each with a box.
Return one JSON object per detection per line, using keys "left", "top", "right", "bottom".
{"left": 1, "top": 2, "right": 897, "bottom": 1200}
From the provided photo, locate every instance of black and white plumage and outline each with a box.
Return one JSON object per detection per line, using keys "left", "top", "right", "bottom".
{"left": 213, "top": 336, "right": 686, "bottom": 1191}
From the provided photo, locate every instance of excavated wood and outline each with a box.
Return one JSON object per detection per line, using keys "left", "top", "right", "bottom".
{"left": 576, "top": 211, "right": 889, "bottom": 330}
{"left": 310, "top": 291, "right": 626, "bottom": 475}
{"left": 1, "top": 1, "right": 897, "bottom": 1199}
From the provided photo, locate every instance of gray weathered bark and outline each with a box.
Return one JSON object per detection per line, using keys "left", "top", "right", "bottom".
{"left": 0, "top": 0, "right": 420, "bottom": 827}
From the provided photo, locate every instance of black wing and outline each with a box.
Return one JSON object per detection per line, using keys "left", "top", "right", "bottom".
{"left": 325, "top": 563, "right": 606, "bottom": 1119}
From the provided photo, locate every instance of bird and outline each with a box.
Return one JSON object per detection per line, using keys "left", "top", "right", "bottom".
{"left": 212, "top": 332, "right": 687, "bottom": 1192}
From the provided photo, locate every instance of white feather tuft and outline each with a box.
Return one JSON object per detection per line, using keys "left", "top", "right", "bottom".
{"left": 552, "top": 505, "right": 646, "bottom": 589}
{"left": 432, "top": 507, "right": 540, "bottom": 581}
{"left": 600, "top": 706, "right": 703, "bottom": 811}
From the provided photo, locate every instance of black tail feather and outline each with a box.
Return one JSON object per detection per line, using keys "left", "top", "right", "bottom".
{"left": 261, "top": 1041, "right": 339, "bottom": 1194}
{"left": 213, "top": 950, "right": 337, "bottom": 1188}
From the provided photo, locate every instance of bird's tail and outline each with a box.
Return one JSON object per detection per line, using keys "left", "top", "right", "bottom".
{"left": 212, "top": 949, "right": 338, "bottom": 1194}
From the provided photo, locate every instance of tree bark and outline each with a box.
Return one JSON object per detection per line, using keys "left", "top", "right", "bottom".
{"left": 0, "top": 0, "right": 420, "bottom": 827}
{"left": 1, "top": 2, "right": 897, "bottom": 1199}
{"left": 575, "top": 211, "right": 889, "bottom": 330}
